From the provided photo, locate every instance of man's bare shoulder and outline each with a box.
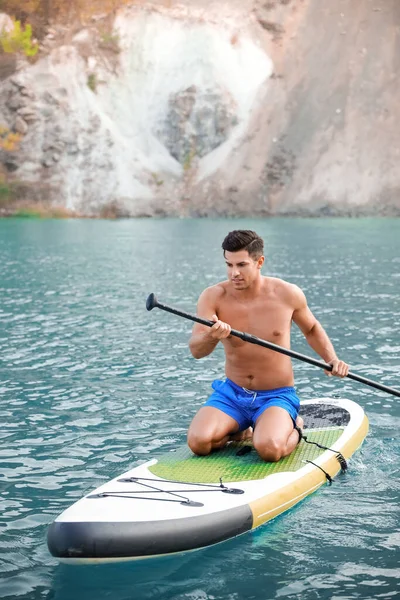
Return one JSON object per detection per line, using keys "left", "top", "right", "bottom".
{"left": 264, "top": 277, "right": 306, "bottom": 307}
{"left": 195, "top": 282, "right": 229, "bottom": 318}
{"left": 199, "top": 282, "right": 228, "bottom": 300}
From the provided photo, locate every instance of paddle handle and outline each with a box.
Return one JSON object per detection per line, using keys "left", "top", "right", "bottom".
{"left": 146, "top": 294, "right": 400, "bottom": 398}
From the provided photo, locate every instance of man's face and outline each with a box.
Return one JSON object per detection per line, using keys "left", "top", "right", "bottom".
{"left": 224, "top": 250, "right": 264, "bottom": 290}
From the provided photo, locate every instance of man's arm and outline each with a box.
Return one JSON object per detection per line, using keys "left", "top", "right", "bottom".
{"left": 189, "top": 288, "right": 231, "bottom": 359}
{"left": 291, "top": 285, "right": 349, "bottom": 377}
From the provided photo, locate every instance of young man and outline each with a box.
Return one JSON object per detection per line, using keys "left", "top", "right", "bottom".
{"left": 187, "top": 230, "right": 349, "bottom": 462}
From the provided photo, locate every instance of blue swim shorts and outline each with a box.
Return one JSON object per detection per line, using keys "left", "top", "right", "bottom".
{"left": 203, "top": 378, "right": 300, "bottom": 431}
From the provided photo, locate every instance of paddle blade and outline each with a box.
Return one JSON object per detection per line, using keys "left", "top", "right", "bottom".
{"left": 146, "top": 293, "right": 158, "bottom": 311}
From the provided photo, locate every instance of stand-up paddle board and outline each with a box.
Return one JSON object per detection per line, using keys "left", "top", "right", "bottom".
{"left": 47, "top": 397, "right": 368, "bottom": 563}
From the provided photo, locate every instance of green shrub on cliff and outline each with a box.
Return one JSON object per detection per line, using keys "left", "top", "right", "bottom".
{"left": 0, "top": 178, "right": 11, "bottom": 203}
{"left": 0, "top": 19, "right": 39, "bottom": 57}
{"left": 87, "top": 73, "right": 97, "bottom": 92}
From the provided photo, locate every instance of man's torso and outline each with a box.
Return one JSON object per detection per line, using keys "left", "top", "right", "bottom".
{"left": 215, "top": 277, "right": 295, "bottom": 390}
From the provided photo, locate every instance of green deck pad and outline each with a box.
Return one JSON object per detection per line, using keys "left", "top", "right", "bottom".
{"left": 149, "top": 428, "right": 344, "bottom": 483}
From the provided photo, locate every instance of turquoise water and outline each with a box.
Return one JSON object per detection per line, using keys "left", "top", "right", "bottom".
{"left": 0, "top": 218, "right": 399, "bottom": 600}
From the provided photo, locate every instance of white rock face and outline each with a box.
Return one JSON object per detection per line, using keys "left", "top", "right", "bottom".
{"left": 0, "top": 4, "right": 272, "bottom": 215}
{"left": 0, "top": 12, "right": 14, "bottom": 33}
{"left": 1, "top": 0, "right": 399, "bottom": 216}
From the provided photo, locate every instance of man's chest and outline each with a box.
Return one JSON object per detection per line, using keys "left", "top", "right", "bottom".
{"left": 217, "top": 297, "right": 293, "bottom": 341}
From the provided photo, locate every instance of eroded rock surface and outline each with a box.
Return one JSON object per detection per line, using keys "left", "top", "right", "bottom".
{"left": 0, "top": 0, "right": 399, "bottom": 216}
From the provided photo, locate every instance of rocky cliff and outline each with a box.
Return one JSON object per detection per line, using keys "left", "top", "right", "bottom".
{"left": 0, "top": 0, "right": 399, "bottom": 216}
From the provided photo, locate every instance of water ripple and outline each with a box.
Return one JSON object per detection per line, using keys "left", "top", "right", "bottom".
{"left": 0, "top": 218, "right": 399, "bottom": 600}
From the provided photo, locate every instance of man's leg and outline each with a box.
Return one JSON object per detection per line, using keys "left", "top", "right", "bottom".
{"left": 187, "top": 407, "right": 240, "bottom": 456}
{"left": 252, "top": 406, "right": 304, "bottom": 462}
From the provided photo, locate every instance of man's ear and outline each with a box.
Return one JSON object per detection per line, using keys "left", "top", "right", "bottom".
{"left": 257, "top": 256, "right": 265, "bottom": 269}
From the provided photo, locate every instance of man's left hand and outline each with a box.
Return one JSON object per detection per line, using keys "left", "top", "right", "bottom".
{"left": 325, "top": 358, "right": 349, "bottom": 378}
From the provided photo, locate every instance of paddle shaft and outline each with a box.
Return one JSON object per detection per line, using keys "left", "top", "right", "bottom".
{"left": 147, "top": 294, "right": 400, "bottom": 398}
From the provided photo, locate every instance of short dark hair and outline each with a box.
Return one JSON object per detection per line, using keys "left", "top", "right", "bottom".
{"left": 222, "top": 230, "right": 264, "bottom": 259}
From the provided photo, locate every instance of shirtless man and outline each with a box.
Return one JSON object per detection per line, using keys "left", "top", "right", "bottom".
{"left": 187, "top": 230, "right": 349, "bottom": 462}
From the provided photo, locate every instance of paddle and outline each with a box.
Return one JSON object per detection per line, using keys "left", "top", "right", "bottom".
{"left": 146, "top": 293, "right": 400, "bottom": 398}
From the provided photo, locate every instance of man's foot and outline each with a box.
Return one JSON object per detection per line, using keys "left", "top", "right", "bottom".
{"left": 230, "top": 427, "right": 253, "bottom": 442}
{"left": 294, "top": 416, "right": 304, "bottom": 443}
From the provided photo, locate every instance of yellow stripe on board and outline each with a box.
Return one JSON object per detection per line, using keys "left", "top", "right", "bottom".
{"left": 250, "top": 414, "right": 369, "bottom": 529}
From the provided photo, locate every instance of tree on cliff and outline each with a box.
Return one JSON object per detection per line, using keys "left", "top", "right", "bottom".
{"left": 0, "top": 0, "right": 131, "bottom": 30}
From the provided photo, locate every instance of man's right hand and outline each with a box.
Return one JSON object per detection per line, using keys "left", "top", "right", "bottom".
{"left": 209, "top": 315, "right": 232, "bottom": 339}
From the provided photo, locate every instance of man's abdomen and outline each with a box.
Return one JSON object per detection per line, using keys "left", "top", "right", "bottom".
{"left": 224, "top": 345, "right": 295, "bottom": 391}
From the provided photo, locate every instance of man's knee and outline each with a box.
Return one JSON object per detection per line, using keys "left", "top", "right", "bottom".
{"left": 187, "top": 429, "right": 212, "bottom": 456}
{"left": 253, "top": 438, "right": 285, "bottom": 462}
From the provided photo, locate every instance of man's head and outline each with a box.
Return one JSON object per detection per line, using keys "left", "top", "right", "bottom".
{"left": 221, "top": 230, "right": 264, "bottom": 290}
{"left": 222, "top": 230, "right": 264, "bottom": 259}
